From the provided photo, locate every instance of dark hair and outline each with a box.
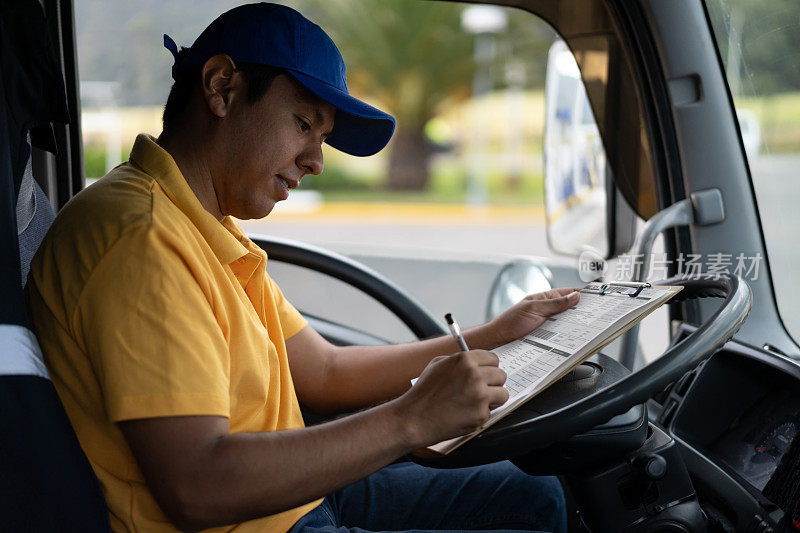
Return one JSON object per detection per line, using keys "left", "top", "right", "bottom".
{"left": 161, "top": 47, "right": 284, "bottom": 133}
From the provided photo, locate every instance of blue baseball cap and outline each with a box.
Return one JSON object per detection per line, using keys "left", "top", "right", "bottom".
{"left": 164, "top": 2, "right": 395, "bottom": 157}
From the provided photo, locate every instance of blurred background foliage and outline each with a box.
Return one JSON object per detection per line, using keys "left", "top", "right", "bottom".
{"left": 706, "top": 0, "right": 800, "bottom": 96}
{"left": 76, "top": 0, "right": 554, "bottom": 203}
{"left": 706, "top": 0, "right": 800, "bottom": 154}
{"left": 306, "top": 0, "right": 478, "bottom": 190}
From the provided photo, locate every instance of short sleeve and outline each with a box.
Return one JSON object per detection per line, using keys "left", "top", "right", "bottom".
{"left": 73, "top": 221, "right": 230, "bottom": 422}
{"left": 265, "top": 273, "right": 307, "bottom": 340}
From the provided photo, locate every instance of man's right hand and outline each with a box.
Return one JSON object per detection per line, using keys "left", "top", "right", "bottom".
{"left": 392, "top": 350, "right": 509, "bottom": 448}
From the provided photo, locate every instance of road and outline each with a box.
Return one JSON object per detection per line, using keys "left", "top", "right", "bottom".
{"left": 238, "top": 204, "right": 554, "bottom": 258}
{"left": 237, "top": 191, "right": 672, "bottom": 361}
{"left": 236, "top": 153, "right": 800, "bottom": 355}
{"left": 750, "top": 153, "right": 800, "bottom": 340}
{"left": 238, "top": 203, "right": 566, "bottom": 344}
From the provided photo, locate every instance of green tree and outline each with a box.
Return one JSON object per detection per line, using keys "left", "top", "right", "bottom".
{"left": 707, "top": 0, "right": 800, "bottom": 96}
{"left": 76, "top": 0, "right": 243, "bottom": 106}
{"left": 306, "top": 0, "right": 476, "bottom": 190}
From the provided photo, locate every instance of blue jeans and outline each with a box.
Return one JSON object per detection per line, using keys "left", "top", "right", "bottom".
{"left": 288, "top": 460, "right": 566, "bottom": 532}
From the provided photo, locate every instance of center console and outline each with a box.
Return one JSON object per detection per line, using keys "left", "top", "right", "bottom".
{"left": 650, "top": 325, "right": 800, "bottom": 532}
{"left": 673, "top": 355, "right": 800, "bottom": 494}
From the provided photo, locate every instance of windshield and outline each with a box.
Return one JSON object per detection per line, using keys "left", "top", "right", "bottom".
{"left": 705, "top": 0, "right": 800, "bottom": 342}
{"left": 76, "top": 0, "right": 555, "bottom": 257}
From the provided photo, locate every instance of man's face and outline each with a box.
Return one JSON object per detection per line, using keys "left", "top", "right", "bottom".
{"left": 214, "top": 73, "right": 335, "bottom": 220}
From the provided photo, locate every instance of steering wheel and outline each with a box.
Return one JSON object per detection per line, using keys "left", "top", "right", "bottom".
{"left": 251, "top": 235, "right": 446, "bottom": 339}
{"left": 413, "top": 275, "right": 752, "bottom": 468}
{"left": 250, "top": 236, "right": 752, "bottom": 469}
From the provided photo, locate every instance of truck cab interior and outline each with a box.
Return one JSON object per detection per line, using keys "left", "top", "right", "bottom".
{"left": 3, "top": 0, "right": 800, "bottom": 532}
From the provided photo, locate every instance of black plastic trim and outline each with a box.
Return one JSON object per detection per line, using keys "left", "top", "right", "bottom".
{"left": 44, "top": 0, "right": 83, "bottom": 208}
{"left": 653, "top": 324, "right": 800, "bottom": 528}
{"left": 304, "top": 313, "right": 390, "bottom": 347}
{"left": 670, "top": 323, "right": 800, "bottom": 389}
{"left": 251, "top": 235, "right": 445, "bottom": 340}
{"left": 607, "top": 0, "right": 698, "bottom": 326}
{"left": 607, "top": 0, "right": 678, "bottom": 213}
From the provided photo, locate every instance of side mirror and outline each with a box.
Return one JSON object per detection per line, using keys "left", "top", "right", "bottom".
{"left": 543, "top": 40, "right": 636, "bottom": 258}
{"left": 485, "top": 258, "right": 552, "bottom": 321}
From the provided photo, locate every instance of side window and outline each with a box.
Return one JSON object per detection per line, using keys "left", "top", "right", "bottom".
{"left": 76, "top": 1, "right": 555, "bottom": 255}
{"left": 76, "top": 0, "right": 668, "bottom": 360}
{"left": 76, "top": 1, "right": 556, "bottom": 334}
{"left": 233, "top": 2, "right": 556, "bottom": 259}
{"left": 541, "top": 39, "right": 670, "bottom": 366}
{"left": 705, "top": 0, "right": 800, "bottom": 343}
{"left": 266, "top": 261, "right": 418, "bottom": 344}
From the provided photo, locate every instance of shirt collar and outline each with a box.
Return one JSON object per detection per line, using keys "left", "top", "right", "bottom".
{"left": 128, "top": 134, "right": 249, "bottom": 265}
{"left": 222, "top": 218, "right": 269, "bottom": 287}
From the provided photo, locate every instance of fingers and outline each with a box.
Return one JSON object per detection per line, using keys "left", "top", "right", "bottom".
{"left": 471, "top": 349, "right": 500, "bottom": 367}
{"left": 409, "top": 351, "right": 512, "bottom": 443}
{"left": 470, "top": 356, "right": 508, "bottom": 409}
{"left": 477, "top": 365, "right": 507, "bottom": 386}
{"left": 448, "top": 350, "right": 507, "bottom": 389}
{"left": 527, "top": 286, "right": 582, "bottom": 300}
{"left": 548, "top": 286, "right": 582, "bottom": 297}
{"left": 488, "top": 386, "right": 510, "bottom": 410}
{"left": 527, "top": 290, "right": 580, "bottom": 316}
{"left": 472, "top": 366, "right": 509, "bottom": 413}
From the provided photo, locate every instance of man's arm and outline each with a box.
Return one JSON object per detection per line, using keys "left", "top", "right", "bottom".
{"left": 288, "top": 287, "right": 580, "bottom": 414}
{"left": 286, "top": 324, "right": 496, "bottom": 414}
{"left": 120, "top": 350, "right": 507, "bottom": 531}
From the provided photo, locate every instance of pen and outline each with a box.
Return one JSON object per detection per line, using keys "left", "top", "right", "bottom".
{"left": 445, "top": 313, "right": 469, "bottom": 352}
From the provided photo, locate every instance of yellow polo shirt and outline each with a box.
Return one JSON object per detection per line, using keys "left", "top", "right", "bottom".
{"left": 26, "top": 134, "right": 321, "bottom": 532}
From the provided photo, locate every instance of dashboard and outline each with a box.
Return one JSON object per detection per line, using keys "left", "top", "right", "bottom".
{"left": 648, "top": 325, "right": 800, "bottom": 531}
{"left": 710, "top": 389, "right": 800, "bottom": 492}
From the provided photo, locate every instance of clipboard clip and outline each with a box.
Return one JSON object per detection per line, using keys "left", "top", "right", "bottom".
{"left": 598, "top": 282, "right": 652, "bottom": 297}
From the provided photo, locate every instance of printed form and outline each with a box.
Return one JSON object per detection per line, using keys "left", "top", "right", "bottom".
{"left": 492, "top": 284, "right": 665, "bottom": 419}
{"left": 421, "top": 282, "right": 682, "bottom": 455}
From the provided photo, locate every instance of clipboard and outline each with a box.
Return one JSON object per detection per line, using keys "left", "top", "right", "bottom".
{"left": 590, "top": 281, "right": 652, "bottom": 298}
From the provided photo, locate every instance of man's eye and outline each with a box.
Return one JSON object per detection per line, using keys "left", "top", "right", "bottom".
{"left": 296, "top": 116, "right": 311, "bottom": 132}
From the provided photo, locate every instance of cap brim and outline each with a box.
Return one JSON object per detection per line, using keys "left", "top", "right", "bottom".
{"left": 286, "top": 70, "right": 395, "bottom": 157}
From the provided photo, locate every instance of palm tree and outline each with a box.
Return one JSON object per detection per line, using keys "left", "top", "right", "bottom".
{"left": 305, "top": 0, "right": 476, "bottom": 190}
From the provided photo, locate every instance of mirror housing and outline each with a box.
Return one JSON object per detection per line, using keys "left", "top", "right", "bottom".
{"left": 543, "top": 40, "right": 636, "bottom": 259}
{"left": 486, "top": 258, "right": 553, "bottom": 320}
{"left": 607, "top": 177, "right": 637, "bottom": 258}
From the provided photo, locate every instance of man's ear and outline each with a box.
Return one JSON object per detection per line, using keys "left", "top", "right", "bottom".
{"left": 200, "top": 54, "right": 240, "bottom": 118}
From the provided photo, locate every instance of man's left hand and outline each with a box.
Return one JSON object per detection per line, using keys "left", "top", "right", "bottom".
{"left": 480, "top": 287, "right": 581, "bottom": 349}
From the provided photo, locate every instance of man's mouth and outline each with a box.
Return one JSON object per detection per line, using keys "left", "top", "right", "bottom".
{"left": 275, "top": 175, "right": 301, "bottom": 201}
{"left": 277, "top": 175, "right": 300, "bottom": 190}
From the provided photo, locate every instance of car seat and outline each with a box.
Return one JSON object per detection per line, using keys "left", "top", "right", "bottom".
{"left": 0, "top": 0, "right": 110, "bottom": 530}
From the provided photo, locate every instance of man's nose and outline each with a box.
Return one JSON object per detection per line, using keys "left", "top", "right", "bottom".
{"left": 298, "top": 142, "right": 324, "bottom": 176}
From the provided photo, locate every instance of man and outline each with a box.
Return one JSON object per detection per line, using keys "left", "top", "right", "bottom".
{"left": 26, "top": 3, "right": 579, "bottom": 532}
